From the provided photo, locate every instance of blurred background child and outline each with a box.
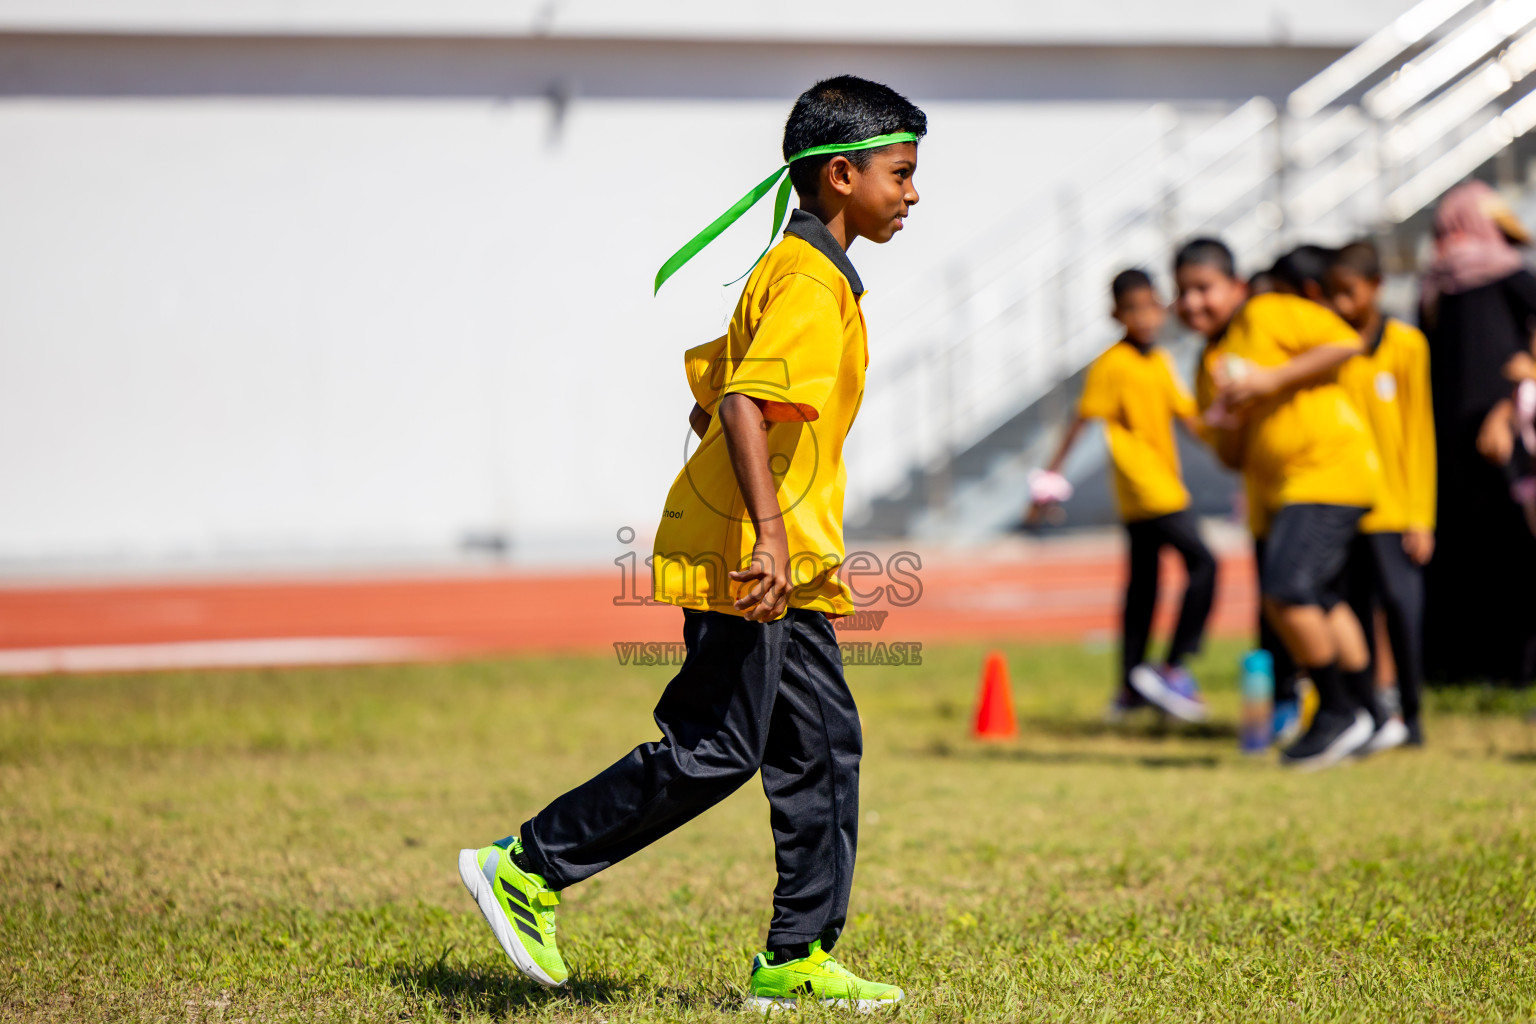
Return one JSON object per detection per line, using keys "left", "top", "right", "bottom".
{"left": 1029, "top": 269, "right": 1216, "bottom": 723}
{"left": 1177, "top": 237, "right": 1381, "bottom": 770}
{"left": 1328, "top": 240, "right": 1435, "bottom": 750}
{"left": 1242, "top": 245, "right": 1341, "bottom": 743}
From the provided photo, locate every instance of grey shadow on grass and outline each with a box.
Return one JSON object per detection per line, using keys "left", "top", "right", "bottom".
{"left": 1018, "top": 715, "right": 1238, "bottom": 741}
{"left": 914, "top": 740, "right": 1220, "bottom": 769}
{"left": 386, "top": 959, "right": 628, "bottom": 1017}
{"left": 386, "top": 958, "right": 743, "bottom": 1017}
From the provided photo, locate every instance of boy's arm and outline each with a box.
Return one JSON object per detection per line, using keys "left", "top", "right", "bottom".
{"left": 1045, "top": 416, "right": 1086, "bottom": 475}
{"left": 1218, "top": 341, "right": 1362, "bottom": 408}
{"left": 719, "top": 392, "right": 792, "bottom": 622}
{"left": 1208, "top": 419, "right": 1248, "bottom": 470}
{"left": 1199, "top": 357, "right": 1248, "bottom": 469}
{"left": 1025, "top": 415, "right": 1086, "bottom": 524}
{"left": 1167, "top": 361, "right": 1205, "bottom": 443}
{"left": 688, "top": 401, "right": 711, "bottom": 440}
{"left": 1477, "top": 398, "right": 1516, "bottom": 466}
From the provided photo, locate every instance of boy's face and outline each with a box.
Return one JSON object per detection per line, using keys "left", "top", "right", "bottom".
{"left": 1175, "top": 263, "right": 1247, "bottom": 340}
{"left": 1113, "top": 286, "right": 1165, "bottom": 345}
{"left": 1324, "top": 267, "right": 1381, "bottom": 330}
{"left": 828, "top": 142, "right": 919, "bottom": 244}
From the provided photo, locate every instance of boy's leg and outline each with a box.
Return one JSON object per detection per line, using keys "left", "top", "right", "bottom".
{"left": 1369, "top": 532, "right": 1426, "bottom": 738}
{"left": 1327, "top": 599, "right": 1375, "bottom": 717}
{"left": 747, "top": 611, "right": 906, "bottom": 1006}
{"left": 1334, "top": 537, "right": 1380, "bottom": 726}
{"left": 758, "top": 610, "right": 862, "bottom": 954}
{"left": 1255, "top": 536, "right": 1299, "bottom": 705}
{"left": 1262, "top": 504, "right": 1374, "bottom": 768}
{"left": 1343, "top": 533, "right": 1378, "bottom": 675}
{"left": 519, "top": 609, "right": 784, "bottom": 888}
{"left": 1120, "top": 520, "right": 1161, "bottom": 693}
{"left": 1124, "top": 515, "right": 1208, "bottom": 721}
{"left": 1373, "top": 610, "right": 1397, "bottom": 689}
{"left": 1159, "top": 509, "right": 1217, "bottom": 666}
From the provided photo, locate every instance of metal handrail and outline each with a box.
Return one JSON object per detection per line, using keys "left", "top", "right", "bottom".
{"left": 852, "top": 0, "right": 1536, "bottom": 522}
{"left": 872, "top": 99, "right": 1276, "bottom": 384}
{"left": 1366, "top": 0, "right": 1536, "bottom": 118}
{"left": 1289, "top": 0, "right": 1479, "bottom": 117}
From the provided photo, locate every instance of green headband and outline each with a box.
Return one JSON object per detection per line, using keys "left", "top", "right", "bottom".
{"left": 653, "top": 131, "right": 918, "bottom": 294}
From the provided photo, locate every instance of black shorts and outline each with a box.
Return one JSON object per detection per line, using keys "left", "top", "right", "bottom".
{"left": 1261, "top": 503, "right": 1367, "bottom": 609}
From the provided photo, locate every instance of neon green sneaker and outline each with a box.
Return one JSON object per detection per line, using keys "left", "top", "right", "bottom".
{"left": 457, "top": 838, "right": 568, "bottom": 986}
{"left": 747, "top": 941, "right": 903, "bottom": 1011}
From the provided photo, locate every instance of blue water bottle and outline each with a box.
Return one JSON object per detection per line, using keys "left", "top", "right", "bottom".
{"left": 1240, "top": 649, "right": 1274, "bottom": 754}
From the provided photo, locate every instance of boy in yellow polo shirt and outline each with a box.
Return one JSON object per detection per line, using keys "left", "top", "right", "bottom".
{"left": 457, "top": 76, "right": 923, "bottom": 1009}
{"left": 1176, "top": 237, "right": 1381, "bottom": 771}
{"left": 1328, "top": 240, "right": 1435, "bottom": 750}
{"left": 1030, "top": 269, "right": 1217, "bottom": 723}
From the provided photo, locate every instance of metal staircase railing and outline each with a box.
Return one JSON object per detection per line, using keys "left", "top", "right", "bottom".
{"left": 849, "top": 0, "right": 1536, "bottom": 534}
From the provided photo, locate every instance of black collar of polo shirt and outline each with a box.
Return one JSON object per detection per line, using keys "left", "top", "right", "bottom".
{"left": 1366, "top": 316, "right": 1387, "bottom": 355}
{"left": 784, "top": 209, "right": 864, "bottom": 297}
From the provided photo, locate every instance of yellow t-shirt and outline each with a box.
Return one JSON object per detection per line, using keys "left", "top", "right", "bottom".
{"left": 1337, "top": 318, "right": 1436, "bottom": 534}
{"left": 652, "top": 221, "right": 867, "bottom": 618}
{"left": 1194, "top": 339, "right": 1272, "bottom": 537}
{"left": 1077, "top": 339, "right": 1196, "bottom": 522}
{"left": 1202, "top": 293, "right": 1379, "bottom": 521}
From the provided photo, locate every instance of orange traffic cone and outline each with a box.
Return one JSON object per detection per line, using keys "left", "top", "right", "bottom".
{"left": 972, "top": 650, "right": 1018, "bottom": 740}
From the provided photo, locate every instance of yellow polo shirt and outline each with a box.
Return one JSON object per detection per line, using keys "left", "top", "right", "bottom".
{"left": 1194, "top": 340, "right": 1271, "bottom": 538}
{"left": 652, "top": 211, "right": 867, "bottom": 617}
{"left": 1077, "top": 339, "right": 1196, "bottom": 522}
{"left": 1201, "top": 293, "right": 1379, "bottom": 521}
{"left": 1337, "top": 318, "right": 1436, "bottom": 534}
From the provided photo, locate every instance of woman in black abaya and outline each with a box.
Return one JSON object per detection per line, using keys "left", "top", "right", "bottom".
{"left": 1420, "top": 181, "right": 1536, "bottom": 683}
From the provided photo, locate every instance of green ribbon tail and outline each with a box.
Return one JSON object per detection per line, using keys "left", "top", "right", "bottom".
{"left": 722, "top": 174, "right": 795, "bottom": 288}
{"left": 654, "top": 165, "right": 790, "bottom": 295}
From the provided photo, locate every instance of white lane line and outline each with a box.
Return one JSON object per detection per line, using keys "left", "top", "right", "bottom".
{"left": 0, "top": 637, "right": 439, "bottom": 675}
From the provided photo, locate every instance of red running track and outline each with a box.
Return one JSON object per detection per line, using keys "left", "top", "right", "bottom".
{"left": 0, "top": 541, "right": 1258, "bottom": 674}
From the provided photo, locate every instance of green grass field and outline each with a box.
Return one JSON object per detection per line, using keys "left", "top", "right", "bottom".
{"left": 3, "top": 639, "right": 1536, "bottom": 1022}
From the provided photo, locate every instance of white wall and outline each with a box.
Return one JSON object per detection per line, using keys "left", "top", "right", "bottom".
{"left": 0, "top": 0, "right": 1418, "bottom": 46}
{"left": 0, "top": 12, "right": 1412, "bottom": 571}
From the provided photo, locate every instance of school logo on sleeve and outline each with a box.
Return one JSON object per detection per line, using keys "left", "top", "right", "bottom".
{"left": 1375, "top": 371, "right": 1397, "bottom": 402}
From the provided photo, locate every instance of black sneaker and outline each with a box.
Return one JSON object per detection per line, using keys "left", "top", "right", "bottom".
{"left": 1279, "top": 708, "right": 1373, "bottom": 771}
{"left": 1404, "top": 718, "right": 1424, "bottom": 747}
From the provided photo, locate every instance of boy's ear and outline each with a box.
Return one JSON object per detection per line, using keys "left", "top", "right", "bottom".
{"left": 824, "top": 155, "right": 856, "bottom": 198}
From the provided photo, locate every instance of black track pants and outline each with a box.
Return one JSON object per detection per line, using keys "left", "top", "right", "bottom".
{"left": 1346, "top": 531, "right": 1426, "bottom": 725}
{"left": 1121, "top": 509, "right": 1218, "bottom": 688}
{"left": 520, "top": 607, "right": 862, "bottom": 951}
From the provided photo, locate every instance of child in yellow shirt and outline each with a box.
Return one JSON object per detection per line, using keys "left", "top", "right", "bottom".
{"left": 1176, "top": 237, "right": 1381, "bottom": 770}
{"left": 1030, "top": 269, "right": 1216, "bottom": 722}
{"left": 1328, "top": 241, "right": 1435, "bottom": 749}
{"left": 458, "top": 76, "right": 922, "bottom": 1007}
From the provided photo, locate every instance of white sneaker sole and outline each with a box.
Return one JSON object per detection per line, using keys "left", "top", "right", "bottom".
{"left": 748, "top": 994, "right": 903, "bottom": 1013}
{"left": 1281, "top": 710, "right": 1374, "bottom": 773}
{"left": 1359, "top": 717, "right": 1409, "bottom": 756}
{"left": 457, "top": 848, "right": 564, "bottom": 988}
{"left": 1127, "top": 665, "right": 1209, "bottom": 723}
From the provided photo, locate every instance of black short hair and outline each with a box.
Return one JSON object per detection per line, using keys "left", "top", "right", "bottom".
{"left": 1331, "top": 240, "right": 1382, "bottom": 281}
{"left": 1173, "top": 237, "right": 1237, "bottom": 280}
{"left": 1271, "top": 244, "right": 1337, "bottom": 295}
{"left": 1248, "top": 269, "right": 1279, "bottom": 295}
{"left": 1111, "top": 268, "right": 1155, "bottom": 305}
{"left": 783, "top": 76, "right": 928, "bottom": 200}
